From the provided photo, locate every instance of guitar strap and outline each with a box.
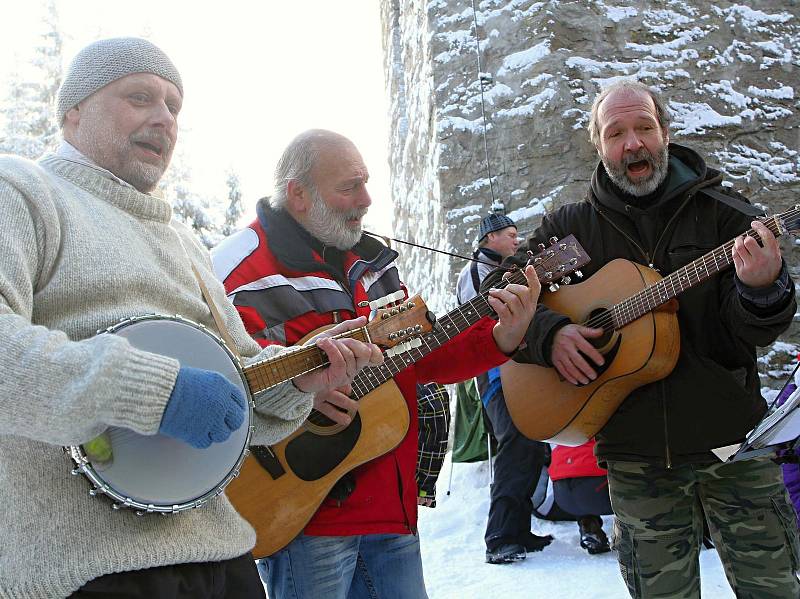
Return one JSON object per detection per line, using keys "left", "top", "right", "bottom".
{"left": 190, "top": 263, "right": 242, "bottom": 359}
{"left": 169, "top": 224, "right": 241, "bottom": 359}
{"left": 699, "top": 187, "right": 766, "bottom": 218}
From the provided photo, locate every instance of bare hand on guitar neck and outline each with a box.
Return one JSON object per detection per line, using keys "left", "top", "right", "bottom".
{"left": 489, "top": 264, "right": 542, "bottom": 354}
{"left": 733, "top": 220, "right": 782, "bottom": 287}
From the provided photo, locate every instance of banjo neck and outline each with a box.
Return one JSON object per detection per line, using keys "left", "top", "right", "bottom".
{"left": 242, "top": 328, "right": 371, "bottom": 395}
{"left": 241, "top": 293, "right": 433, "bottom": 395}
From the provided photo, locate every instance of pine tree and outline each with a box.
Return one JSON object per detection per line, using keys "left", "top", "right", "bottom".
{"left": 222, "top": 169, "right": 244, "bottom": 236}
{"left": 0, "top": 0, "right": 63, "bottom": 158}
{"left": 159, "top": 150, "right": 223, "bottom": 249}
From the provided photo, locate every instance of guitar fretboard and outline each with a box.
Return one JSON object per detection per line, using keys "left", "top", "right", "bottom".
{"left": 351, "top": 292, "right": 497, "bottom": 399}
{"left": 608, "top": 212, "right": 787, "bottom": 330}
{"left": 348, "top": 256, "right": 555, "bottom": 399}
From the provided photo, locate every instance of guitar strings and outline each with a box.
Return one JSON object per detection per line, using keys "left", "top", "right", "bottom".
{"left": 579, "top": 215, "right": 787, "bottom": 332}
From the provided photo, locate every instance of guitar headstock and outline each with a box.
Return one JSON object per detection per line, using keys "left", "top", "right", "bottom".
{"left": 363, "top": 294, "right": 433, "bottom": 355}
{"left": 524, "top": 234, "right": 591, "bottom": 292}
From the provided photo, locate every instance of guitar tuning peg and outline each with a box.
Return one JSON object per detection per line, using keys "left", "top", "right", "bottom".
{"left": 549, "top": 236, "right": 558, "bottom": 245}
{"left": 549, "top": 282, "right": 560, "bottom": 293}
{"left": 537, "top": 243, "right": 546, "bottom": 251}
{"left": 560, "top": 276, "right": 571, "bottom": 285}
{"left": 574, "top": 270, "right": 583, "bottom": 278}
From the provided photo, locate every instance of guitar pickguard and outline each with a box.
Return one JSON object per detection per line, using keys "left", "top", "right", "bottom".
{"left": 284, "top": 415, "right": 363, "bottom": 481}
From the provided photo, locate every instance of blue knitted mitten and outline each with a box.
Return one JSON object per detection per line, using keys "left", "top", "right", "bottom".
{"left": 159, "top": 366, "right": 246, "bottom": 449}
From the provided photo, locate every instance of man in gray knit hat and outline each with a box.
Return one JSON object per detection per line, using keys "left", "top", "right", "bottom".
{"left": 455, "top": 212, "right": 554, "bottom": 564}
{"left": 0, "top": 37, "right": 382, "bottom": 598}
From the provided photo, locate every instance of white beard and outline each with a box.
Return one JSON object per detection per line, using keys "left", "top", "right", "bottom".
{"left": 602, "top": 145, "right": 669, "bottom": 197}
{"left": 304, "top": 187, "right": 366, "bottom": 250}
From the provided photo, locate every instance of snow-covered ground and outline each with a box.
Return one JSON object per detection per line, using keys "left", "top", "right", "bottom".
{"left": 419, "top": 458, "right": 735, "bottom": 599}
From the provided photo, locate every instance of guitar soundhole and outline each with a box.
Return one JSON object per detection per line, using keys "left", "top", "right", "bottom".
{"left": 587, "top": 308, "right": 614, "bottom": 350}
{"left": 307, "top": 409, "right": 336, "bottom": 427}
{"left": 575, "top": 308, "right": 620, "bottom": 387}
{"left": 285, "top": 414, "right": 362, "bottom": 481}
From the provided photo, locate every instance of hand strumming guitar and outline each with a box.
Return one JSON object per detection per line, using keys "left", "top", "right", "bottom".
{"left": 550, "top": 325, "right": 605, "bottom": 386}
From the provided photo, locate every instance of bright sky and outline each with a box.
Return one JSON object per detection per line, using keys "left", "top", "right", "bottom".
{"left": 0, "top": 0, "right": 393, "bottom": 233}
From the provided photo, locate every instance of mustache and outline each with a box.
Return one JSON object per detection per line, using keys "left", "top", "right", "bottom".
{"left": 342, "top": 207, "right": 368, "bottom": 220}
{"left": 130, "top": 129, "right": 172, "bottom": 155}
{"left": 622, "top": 148, "right": 654, "bottom": 166}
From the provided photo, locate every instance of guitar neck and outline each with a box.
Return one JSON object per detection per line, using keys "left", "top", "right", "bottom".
{"left": 352, "top": 264, "right": 552, "bottom": 399}
{"left": 351, "top": 292, "right": 496, "bottom": 399}
{"left": 612, "top": 213, "right": 784, "bottom": 329}
{"left": 243, "top": 328, "right": 371, "bottom": 395}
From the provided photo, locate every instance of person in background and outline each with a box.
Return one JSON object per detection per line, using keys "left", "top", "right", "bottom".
{"left": 212, "top": 129, "right": 540, "bottom": 598}
{"left": 456, "top": 212, "right": 554, "bottom": 565}
{"left": 484, "top": 79, "right": 799, "bottom": 597}
{"left": 532, "top": 440, "right": 612, "bottom": 555}
{"left": 416, "top": 382, "right": 451, "bottom": 508}
{"left": 0, "top": 38, "right": 382, "bottom": 599}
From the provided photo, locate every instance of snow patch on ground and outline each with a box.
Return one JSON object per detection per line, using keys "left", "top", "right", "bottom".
{"left": 420, "top": 457, "right": 735, "bottom": 598}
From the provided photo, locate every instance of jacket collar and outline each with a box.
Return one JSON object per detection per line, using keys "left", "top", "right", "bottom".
{"left": 256, "top": 199, "right": 398, "bottom": 284}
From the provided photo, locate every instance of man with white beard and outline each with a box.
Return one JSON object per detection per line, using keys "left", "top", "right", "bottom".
{"left": 483, "top": 80, "right": 799, "bottom": 598}
{"left": 212, "top": 129, "right": 541, "bottom": 598}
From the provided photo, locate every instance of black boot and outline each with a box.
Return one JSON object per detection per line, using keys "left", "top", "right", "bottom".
{"left": 578, "top": 515, "right": 611, "bottom": 555}
{"left": 485, "top": 541, "right": 527, "bottom": 564}
{"left": 518, "top": 531, "right": 554, "bottom": 552}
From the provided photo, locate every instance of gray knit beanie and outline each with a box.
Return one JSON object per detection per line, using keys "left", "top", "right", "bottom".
{"left": 56, "top": 37, "right": 183, "bottom": 125}
{"left": 479, "top": 213, "right": 516, "bottom": 241}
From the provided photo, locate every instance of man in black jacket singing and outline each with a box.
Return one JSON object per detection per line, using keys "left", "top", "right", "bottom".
{"left": 483, "top": 80, "right": 799, "bottom": 598}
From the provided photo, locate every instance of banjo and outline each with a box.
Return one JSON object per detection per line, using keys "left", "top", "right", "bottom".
{"left": 66, "top": 296, "right": 431, "bottom": 515}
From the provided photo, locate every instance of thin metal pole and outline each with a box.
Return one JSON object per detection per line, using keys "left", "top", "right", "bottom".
{"left": 470, "top": 0, "right": 498, "bottom": 206}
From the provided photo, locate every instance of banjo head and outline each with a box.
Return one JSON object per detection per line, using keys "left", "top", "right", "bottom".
{"left": 68, "top": 315, "right": 253, "bottom": 513}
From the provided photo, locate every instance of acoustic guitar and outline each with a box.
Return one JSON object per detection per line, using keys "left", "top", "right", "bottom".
{"left": 501, "top": 207, "right": 800, "bottom": 446}
{"left": 227, "top": 235, "right": 590, "bottom": 558}
{"left": 67, "top": 299, "right": 431, "bottom": 514}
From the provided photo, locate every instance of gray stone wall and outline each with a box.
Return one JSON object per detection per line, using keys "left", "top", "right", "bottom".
{"left": 382, "top": 0, "right": 800, "bottom": 384}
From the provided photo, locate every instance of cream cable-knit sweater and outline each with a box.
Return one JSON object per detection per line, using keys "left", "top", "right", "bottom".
{"left": 0, "top": 154, "right": 313, "bottom": 598}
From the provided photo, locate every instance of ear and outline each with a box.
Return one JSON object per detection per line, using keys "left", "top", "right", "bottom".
{"left": 662, "top": 127, "right": 670, "bottom": 146}
{"left": 64, "top": 105, "right": 80, "bottom": 127}
{"left": 61, "top": 106, "right": 81, "bottom": 140}
{"left": 286, "top": 179, "right": 311, "bottom": 215}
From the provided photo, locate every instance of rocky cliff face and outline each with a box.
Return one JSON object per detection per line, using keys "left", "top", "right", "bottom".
{"left": 381, "top": 0, "right": 799, "bottom": 385}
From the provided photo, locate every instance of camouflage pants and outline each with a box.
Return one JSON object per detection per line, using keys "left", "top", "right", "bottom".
{"left": 606, "top": 457, "right": 800, "bottom": 599}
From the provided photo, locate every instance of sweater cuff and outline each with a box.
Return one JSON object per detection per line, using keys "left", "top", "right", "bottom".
{"left": 104, "top": 347, "right": 180, "bottom": 435}
{"left": 254, "top": 380, "right": 313, "bottom": 422}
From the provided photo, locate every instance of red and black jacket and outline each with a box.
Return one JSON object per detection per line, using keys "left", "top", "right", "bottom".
{"left": 213, "top": 201, "right": 508, "bottom": 536}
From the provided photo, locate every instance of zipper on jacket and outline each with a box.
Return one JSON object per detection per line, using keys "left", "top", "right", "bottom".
{"left": 596, "top": 208, "right": 653, "bottom": 267}
{"left": 596, "top": 188, "right": 700, "bottom": 270}
{"left": 661, "top": 380, "right": 672, "bottom": 468}
{"left": 395, "top": 455, "right": 416, "bottom": 534}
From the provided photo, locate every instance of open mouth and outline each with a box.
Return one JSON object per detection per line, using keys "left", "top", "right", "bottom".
{"left": 134, "top": 141, "right": 164, "bottom": 157}
{"left": 626, "top": 159, "right": 651, "bottom": 177}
